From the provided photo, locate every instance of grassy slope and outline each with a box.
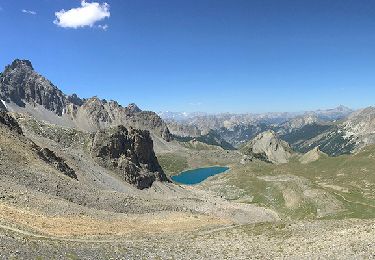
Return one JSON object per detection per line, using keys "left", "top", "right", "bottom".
{"left": 199, "top": 146, "right": 375, "bottom": 220}
{"left": 157, "top": 153, "right": 189, "bottom": 176}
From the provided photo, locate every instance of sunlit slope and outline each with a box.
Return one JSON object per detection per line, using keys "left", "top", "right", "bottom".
{"left": 199, "top": 146, "right": 375, "bottom": 220}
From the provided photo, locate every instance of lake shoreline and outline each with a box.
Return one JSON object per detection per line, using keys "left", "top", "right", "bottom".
{"left": 171, "top": 166, "right": 230, "bottom": 185}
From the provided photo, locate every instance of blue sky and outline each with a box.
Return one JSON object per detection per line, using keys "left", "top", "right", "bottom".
{"left": 0, "top": 0, "right": 375, "bottom": 113}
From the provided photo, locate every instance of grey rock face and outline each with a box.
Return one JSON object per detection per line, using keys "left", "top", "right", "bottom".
{"left": 67, "top": 93, "right": 84, "bottom": 106}
{"left": 0, "top": 59, "right": 67, "bottom": 115}
{"left": 90, "top": 125, "right": 168, "bottom": 189}
{"left": 166, "top": 121, "right": 202, "bottom": 137}
{"left": 241, "top": 130, "right": 293, "bottom": 164}
{"left": 0, "top": 59, "right": 172, "bottom": 141}
{"left": 68, "top": 97, "right": 172, "bottom": 141}
{"left": 37, "top": 148, "right": 77, "bottom": 180}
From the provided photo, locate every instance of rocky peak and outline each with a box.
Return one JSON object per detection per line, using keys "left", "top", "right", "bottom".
{"left": 67, "top": 93, "right": 84, "bottom": 106}
{"left": 241, "top": 130, "right": 293, "bottom": 164}
{"left": 90, "top": 125, "right": 168, "bottom": 189}
{"left": 80, "top": 97, "right": 112, "bottom": 124}
{"left": 336, "top": 105, "right": 351, "bottom": 112}
{"left": 7, "top": 59, "right": 34, "bottom": 71}
{"left": 0, "top": 59, "right": 172, "bottom": 141}
{"left": 126, "top": 103, "right": 142, "bottom": 113}
{"left": 0, "top": 59, "right": 67, "bottom": 115}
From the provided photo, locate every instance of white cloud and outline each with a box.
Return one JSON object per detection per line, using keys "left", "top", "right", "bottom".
{"left": 22, "top": 9, "right": 37, "bottom": 15}
{"left": 54, "top": 1, "right": 110, "bottom": 29}
{"left": 98, "top": 24, "right": 109, "bottom": 31}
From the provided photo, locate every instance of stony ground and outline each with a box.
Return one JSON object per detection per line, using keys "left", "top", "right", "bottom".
{"left": 0, "top": 218, "right": 374, "bottom": 259}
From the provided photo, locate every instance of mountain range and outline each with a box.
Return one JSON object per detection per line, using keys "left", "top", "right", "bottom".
{"left": 159, "top": 105, "right": 375, "bottom": 156}
{"left": 2, "top": 59, "right": 375, "bottom": 158}
{"left": 0, "top": 59, "right": 171, "bottom": 141}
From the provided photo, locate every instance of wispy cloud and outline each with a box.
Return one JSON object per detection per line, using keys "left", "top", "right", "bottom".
{"left": 98, "top": 24, "right": 109, "bottom": 31}
{"left": 54, "top": 1, "right": 110, "bottom": 29}
{"left": 188, "top": 102, "right": 203, "bottom": 106}
{"left": 22, "top": 9, "right": 37, "bottom": 15}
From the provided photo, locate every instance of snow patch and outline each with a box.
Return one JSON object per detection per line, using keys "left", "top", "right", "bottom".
{"left": 1, "top": 100, "right": 7, "bottom": 109}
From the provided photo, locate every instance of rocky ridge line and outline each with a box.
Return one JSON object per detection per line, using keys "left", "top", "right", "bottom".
{"left": 0, "top": 59, "right": 171, "bottom": 141}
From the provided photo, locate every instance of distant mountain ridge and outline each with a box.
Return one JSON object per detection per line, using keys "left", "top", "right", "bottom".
{"left": 161, "top": 106, "right": 354, "bottom": 153}
{"left": 160, "top": 106, "right": 375, "bottom": 157}
{"left": 0, "top": 59, "right": 171, "bottom": 141}
{"left": 160, "top": 106, "right": 352, "bottom": 137}
{"left": 159, "top": 106, "right": 353, "bottom": 125}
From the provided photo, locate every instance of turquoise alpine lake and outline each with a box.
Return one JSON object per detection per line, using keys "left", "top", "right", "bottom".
{"left": 171, "top": 166, "right": 230, "bottom": 185}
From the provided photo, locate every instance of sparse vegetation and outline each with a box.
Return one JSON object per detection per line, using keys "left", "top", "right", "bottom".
{"left": 200, "top": 145, "right": 375, "bottom": 220}
{"left": 157, "top": 153, "right": 189, "bottom": 176}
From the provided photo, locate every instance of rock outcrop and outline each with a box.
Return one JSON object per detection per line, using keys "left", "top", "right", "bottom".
{"left": 90, "top": 125, "right": 168, "bottom": 189}
{"left": 0, "top": 59, "right": 171, "bottom": 141}
{"left": 37, "top": 148, "right": 77, "bottom": 179}
{"left": 0, "top": 111, "right": 23, "bottom": 134}
{"left": 126, "top": 103, "right": 142, "bottom": 113}
{"left": 299, "top": 147, "right": 328, "bottom": 164}
{"left": 241, "top": 130, "right": 293, "bottom": 164}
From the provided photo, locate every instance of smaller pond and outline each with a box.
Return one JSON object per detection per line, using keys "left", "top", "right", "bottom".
{"left": 171, "top": 166, "right": 229, "bottom": 185}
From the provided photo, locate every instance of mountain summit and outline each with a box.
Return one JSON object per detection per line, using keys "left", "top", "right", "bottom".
{"left": 0, "top": 59, "right": 171, "bottom": 141}
{"left": 0, "top": 59, "right": 67, "bottom": 115}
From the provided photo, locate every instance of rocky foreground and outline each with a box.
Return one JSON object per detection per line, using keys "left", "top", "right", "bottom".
{"left": 0, "top": 110, "right": 278, "bottom": 259}
{"left": 0, "top": 218, "right": 374, "bottom": 259}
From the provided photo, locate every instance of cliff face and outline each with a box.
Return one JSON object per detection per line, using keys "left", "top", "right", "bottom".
{"left": 90, "top": 125, "right": 168, "bottom": 189}
{"left": 0, "top": 59, "right": 67, "bottom": 115}
{"left": 0, "top": 59, "right": 171, "bottom": 141}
